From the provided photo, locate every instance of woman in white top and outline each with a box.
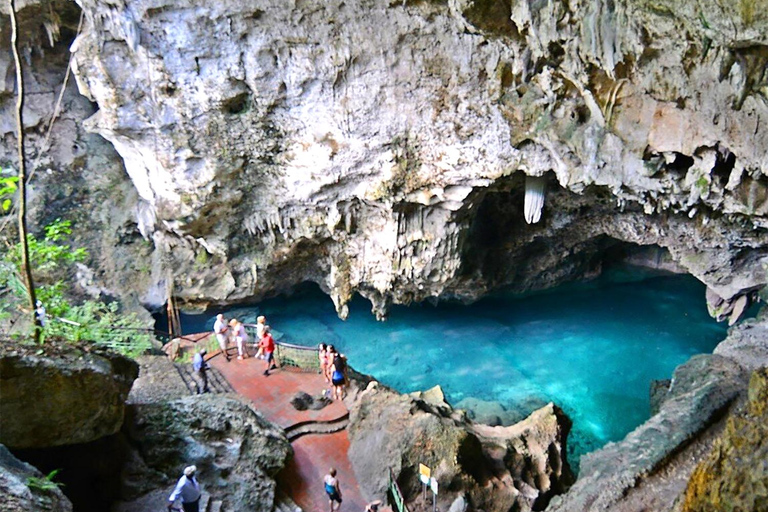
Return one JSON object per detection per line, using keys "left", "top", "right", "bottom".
{"left": 230, "top": 319, "right": 249, "bottom": 360}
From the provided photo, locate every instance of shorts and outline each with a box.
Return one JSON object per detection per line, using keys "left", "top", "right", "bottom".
{"left": 325, "top": 484, "right": 342, "bottom": 503}
{"left": 265, "top": 351, "right": 274, "bottom": 363}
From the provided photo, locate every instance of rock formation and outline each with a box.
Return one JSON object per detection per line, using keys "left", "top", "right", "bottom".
{"left": 0, "top": 339, "right": 138, "bottom": 449}
{"left": 546, "top": 313, "right": 768, "bottom": 512}
{"left": 347, "top": 382, "right": 572, "bottom": 512}
{"left": 1, "top": 0, "right": 767, "bottom": 510}
{"left": 0, "top": 0, "right": 765, "bottom": 319}
{"left": 681, "top": 367, "right": 768, "bottom": 512}
{"left": 0, "top": 444, "right": 72, "bottom": 512}
{"left": 119, "top": 394, "right": 292, "bottom": 512}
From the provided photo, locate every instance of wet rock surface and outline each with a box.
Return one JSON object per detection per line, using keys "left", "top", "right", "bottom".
{"left": 0, "top": 444, "right": 72, "bottom": 512}
{"left": 0, "top": 340, "right": 138, "bottom": 449}
{"left": 347, "top": 382, "right": 572, "bottom": 512}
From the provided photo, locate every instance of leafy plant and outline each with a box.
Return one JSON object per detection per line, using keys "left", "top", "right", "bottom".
{"left": 26, "top": 469, "right": 63, "bottom": 493}
{"left": 0, "top": 175, "right": 18, "bottom": 212}
{"left": 0, "top": 220, "right": 151, "bottom": 356}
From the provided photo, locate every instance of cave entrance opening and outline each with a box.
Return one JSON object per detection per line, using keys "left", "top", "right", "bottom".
{"left": 167, "top": 268, "right": 729, "bottom": 473}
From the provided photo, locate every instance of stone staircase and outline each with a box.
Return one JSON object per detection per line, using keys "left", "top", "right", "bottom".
{"left": 192, "top": 490, "right": 300, "bottom": 512}
{"left": 283, "top": 412, "right": 350, "bottom": 442}
{"left": 175, "top": 364, "right": 236, "bottom": 395}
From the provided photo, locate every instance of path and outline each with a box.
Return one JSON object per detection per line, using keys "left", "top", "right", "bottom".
{"left": 209, "top": 352, "right": 368, "bottom": 512}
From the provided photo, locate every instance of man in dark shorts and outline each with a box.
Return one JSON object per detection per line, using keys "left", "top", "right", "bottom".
{"left": 324, "top": 467, "right": 342, "bottom": 512}
{"left": 259, "top": 328, "right": 276, "bottom": 376}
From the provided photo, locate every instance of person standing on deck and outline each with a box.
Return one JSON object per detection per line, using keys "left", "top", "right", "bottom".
{"left": 230, "top": 319, "right": 249, "bottom": 360}
{"left": 330, "top": 351, "right": 347, "bottom": 401}
{"left": 168, "top": 465, "right": 202, "bottom": 512}
{"left": 254, "top": 315, "right": 267, "bottom": 359}
{"left": 324, "top": 467, "right": 343, "bottom": 512}
{"left": 192, "top": 349, "right": 209, "bottom": 394}
{"left": 259, "top": 327, "right": 276, "bottom": 376}
{"left": 213, "top": 314, "right": 230, "bottom": 362}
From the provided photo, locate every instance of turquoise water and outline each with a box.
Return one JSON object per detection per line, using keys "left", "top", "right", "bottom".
{"left": 176, "top": 268, "right": 729, "bottom": 468}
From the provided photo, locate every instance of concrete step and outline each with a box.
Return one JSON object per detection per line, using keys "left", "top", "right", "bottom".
{"left": 209, "top": 499, "right": 223, "bottom": 512}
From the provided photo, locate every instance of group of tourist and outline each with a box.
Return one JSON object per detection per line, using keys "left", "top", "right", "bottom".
{"left": 213, "top": 313, "right": 277, "bottom": 376}
{"left": 176, "top": 319, "right": 368, "bottom": 512}
{"left": 319, "top": 343, "right": 348, "bottom": 400}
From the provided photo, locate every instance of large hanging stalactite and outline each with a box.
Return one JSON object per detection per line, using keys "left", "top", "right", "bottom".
{"left": 524, "top": 174, "right": 547, "bottom": 224}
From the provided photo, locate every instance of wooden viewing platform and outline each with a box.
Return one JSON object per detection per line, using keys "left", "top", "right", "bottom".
{"left": 203, "top": 340, "right": 370, "bottom": 512}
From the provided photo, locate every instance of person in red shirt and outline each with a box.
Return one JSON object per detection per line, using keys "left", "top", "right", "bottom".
{"left": 258, "top": 327, "right": 276, "bottom": 376}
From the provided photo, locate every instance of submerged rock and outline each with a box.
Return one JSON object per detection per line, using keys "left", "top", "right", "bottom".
{"left": 347, "top": 381, "right": 572, "bottom": 512}
{"left": 0, "top": 444, "right": 72, "bottom": 512}
{"left": 0, "top": 340, "right": 138, "bottom": 449}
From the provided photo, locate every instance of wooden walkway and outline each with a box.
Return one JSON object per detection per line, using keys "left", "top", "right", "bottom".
{"left": 208, "top": 351, "right": 369, "bottom": 512}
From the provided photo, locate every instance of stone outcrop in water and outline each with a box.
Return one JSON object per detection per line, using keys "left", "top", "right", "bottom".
{"left": 681, "top": 367, "right": 768, "bottom": 512}
{"left": 1, "top": 0, "right": 767, "bottom": 319}
{"left": 0, "top": 444, "right": 73, "bottom": 512}
{"left": 347, "top": 382, "right": 572, "bottom": 512}
{"left": 0, "top": 339, "right": 138, "bottom": 450}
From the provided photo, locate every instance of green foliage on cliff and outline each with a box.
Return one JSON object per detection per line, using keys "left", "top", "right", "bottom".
{"left": 0, "top": 219, "right": 150, "bottom": 356}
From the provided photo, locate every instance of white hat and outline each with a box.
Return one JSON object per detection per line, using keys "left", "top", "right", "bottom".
{"left": 184, "top": 465, "right": 197, "bottom": 477}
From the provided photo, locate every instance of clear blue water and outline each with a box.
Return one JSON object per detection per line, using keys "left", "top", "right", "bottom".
{"left": 173, "top": 267, "right": 729, "bottom": 469}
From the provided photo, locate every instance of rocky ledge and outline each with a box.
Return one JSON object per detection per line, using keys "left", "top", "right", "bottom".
{"left": 346, "top": 382, "right": 573, "bottom": 512}
{"left": 0, "top": 444, "right": 73, "bottom": 512}
{"left": 117, "top": 393, "right": 292, "bottom": 512}
{"left": 681, "top": 366, "right": 768, "bottom": 512}
{"left": 546, "top": 313, "right": 768, "bottom": 512}
{"left": 0, "top": 339, "right": 138, "bottom": 449}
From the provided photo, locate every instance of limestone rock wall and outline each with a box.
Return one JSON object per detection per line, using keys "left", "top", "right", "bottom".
{"left": 121, "top": 394, "right": 291, "bottom": 512}
{"left": 0, "top": 340, "right": 138, "bottom": 450}
{"left": 680, "top": 367, "right": 768, "bottom": 512}
{"left": 1, "top": 0, "right": 762, "bottom": 317}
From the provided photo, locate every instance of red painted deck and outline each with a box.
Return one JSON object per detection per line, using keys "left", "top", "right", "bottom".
{"left": 209, "top": 352, "right": 368, "bottom": 512}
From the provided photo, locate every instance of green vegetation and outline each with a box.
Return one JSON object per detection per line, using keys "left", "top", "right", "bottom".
{"left": 0, "top": 219, "right": 151, "bottom": 357}
{"left": 26, "top": 469, "right": 63, "bottom": 493}
{"left": 0, "top": 175, "right": 18, "bottom": 211}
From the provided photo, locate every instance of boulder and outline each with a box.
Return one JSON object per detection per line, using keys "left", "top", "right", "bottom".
{"left": 0, "top": 340, "right": 138, "bottom": 449}
{"left": 347, "top": 381, "right": 572, "bottom": 512}
{"left": 681, "top": 367, "right": 768, "bottom": 512}
{"left": 121, "top": 395, "right": 291, "bottom": 512}
{"left": 0, "top": 444, "right": 72, "bottom": 512}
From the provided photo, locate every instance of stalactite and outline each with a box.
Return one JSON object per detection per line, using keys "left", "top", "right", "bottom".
{"left": 524, "top": 175, "right": 546, "bottom": 224}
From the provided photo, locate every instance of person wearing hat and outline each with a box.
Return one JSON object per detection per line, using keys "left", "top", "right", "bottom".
{"left": 168, "top": 465, "right": 201, "bottom": 511}
{"left": 192, "top": 349, "right": 209, "bottom": 394}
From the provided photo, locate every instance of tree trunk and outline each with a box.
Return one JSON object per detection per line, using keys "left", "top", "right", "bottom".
{"left": 10, "top": 0, "right": 41, "bottom": 342}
